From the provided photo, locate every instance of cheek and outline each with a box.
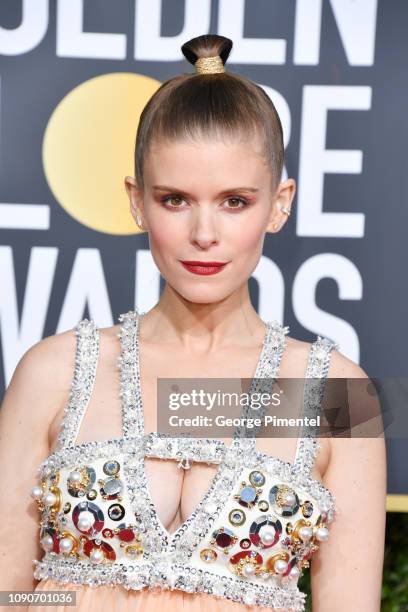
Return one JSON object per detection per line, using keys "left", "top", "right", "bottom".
{"left": 146, "top": 211, "right": 183, "bottom": 248}
{"left": 226, "top": 215, "right": 266, "bottom": 253}
{"left": 146, "top": 216, "right": 186, "bottom": 269}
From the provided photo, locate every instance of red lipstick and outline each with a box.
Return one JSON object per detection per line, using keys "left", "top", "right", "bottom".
{"left": 180, "top": 260, "right": 229, "bottom": 275}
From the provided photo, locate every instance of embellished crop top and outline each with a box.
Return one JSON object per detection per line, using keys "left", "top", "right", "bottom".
{"left": 31, "top": 309, "right": 339, "bottom": 612}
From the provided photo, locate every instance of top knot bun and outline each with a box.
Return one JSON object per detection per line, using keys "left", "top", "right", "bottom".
{"left": 181, "top": 34, "right": 233, "bottom": 73}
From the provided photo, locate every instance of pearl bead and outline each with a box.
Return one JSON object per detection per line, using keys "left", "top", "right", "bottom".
{"left": 90, "top": 548, "right": 104, "bottom": 564}
{"left": 274, "top": 559, "right": 288, "bottom": 574}
{"left": 59, "top": 537, "right": 74, "bottom": 553}
{"left": 289, "top": 565, "right": 300, "bottom": 579}
{"left": 30, "top": 486, "right": 43, "bottom": 500}
{"left": 284, "top": 492, "right": 296, "bottom": 506}
{"left": 243, "top": 564, "right": 255, "bottom": 576}
{"left": 260, "top": 529, "right": 275, "bottom": 545}
{"left": 77, "top": 511, "right": 94, "bottom": 531}
{"left": 299, "top": 526, "right": 313, "bottom": 541}
{"left": 315, "top": 526, "right": 329, "bottom": 541}
{"left": 68, "top": 471, "right": 81, "bottom": 483}
{"left": 43, "top": 492, "right": 57, "bottom": 507}
{"left": 40, "top": 534, "right": 54, "bottom": 551}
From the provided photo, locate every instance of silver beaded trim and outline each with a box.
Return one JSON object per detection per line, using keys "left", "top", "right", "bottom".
{"left": 37, "top": 434, "right": 229, "bottom": 478}
{"left": 292, "top": 335, "right": 339, "bottom": 477}
{"left": 144, "top": 432, "right": 227, "bottom": 465}
{"left": 54, "top": 319, "right": 100, "bottom": 451}
{"left": 32, "top": 554, "right": 306, "bottom": 611}
{"left": 233, "top": 320, "right": 289, "bottom": 439}
{"left": 118, "top": 309, "right": 144, "bottom": 439}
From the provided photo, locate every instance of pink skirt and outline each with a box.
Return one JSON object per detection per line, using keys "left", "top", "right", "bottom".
{"left": 31, "top": 578, "right": 295, "bottom": 611}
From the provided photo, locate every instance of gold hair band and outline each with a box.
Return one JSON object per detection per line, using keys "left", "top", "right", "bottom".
{"left": 194, "top": 55, "right": 225, "bottom": 74}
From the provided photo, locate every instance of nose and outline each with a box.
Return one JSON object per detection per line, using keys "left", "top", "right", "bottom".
{"left": 190, "top": 206, "right": 219, "bottom": 249}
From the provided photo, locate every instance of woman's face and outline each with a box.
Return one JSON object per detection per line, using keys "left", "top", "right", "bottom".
{"left": 126, "top": 136, "right": 295, "bottom": 304}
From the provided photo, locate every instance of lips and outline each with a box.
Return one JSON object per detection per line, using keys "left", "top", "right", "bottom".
{"left": 180, "top": 261, "right": 227, "bottom": 266}
{"left": 180, "top": 260, "right": 229, "bottom": 276}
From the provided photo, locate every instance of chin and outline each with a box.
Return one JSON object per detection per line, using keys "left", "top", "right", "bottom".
{"left": 174, "top": 285, "right": 233, "bottom": 304}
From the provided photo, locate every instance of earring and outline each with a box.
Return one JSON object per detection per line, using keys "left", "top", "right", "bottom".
{"left": 279, "top": 204, "right": 291, "bottom": 216}
{"left": 135, "top": 212, "right": 143, "bottom": 229}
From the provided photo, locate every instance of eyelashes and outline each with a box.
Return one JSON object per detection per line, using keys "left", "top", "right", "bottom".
{"left": 160, "top": 195, "right": 250, "bottom": 211}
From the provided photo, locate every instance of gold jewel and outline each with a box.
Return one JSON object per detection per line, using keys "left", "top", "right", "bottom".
{"left": 195, "top": 55, "right": 224, "bottom": 74}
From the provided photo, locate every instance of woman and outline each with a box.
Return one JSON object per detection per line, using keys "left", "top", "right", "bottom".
{"left": 0, "top": 34, "right": 386, "bottom": 611}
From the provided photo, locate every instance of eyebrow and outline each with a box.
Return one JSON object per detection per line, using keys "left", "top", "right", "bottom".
{"left": 152, "top": 185, "right": 260, "bottom": 196}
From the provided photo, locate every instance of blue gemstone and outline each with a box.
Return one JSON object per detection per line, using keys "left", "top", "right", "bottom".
{"left": 240, "top": 486, "right": 257, "bottom": 503}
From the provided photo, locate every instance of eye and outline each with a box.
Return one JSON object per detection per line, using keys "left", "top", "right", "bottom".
{"left": 161, "top": 195, "right": 186, "bottom": 208}
{"left": 225, "top": 197, "right": 249, "bottom": 210}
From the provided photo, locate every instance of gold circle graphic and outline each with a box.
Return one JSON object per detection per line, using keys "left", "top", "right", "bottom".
{"left": 43, "top": 72, "right": 161, "bottom": 235}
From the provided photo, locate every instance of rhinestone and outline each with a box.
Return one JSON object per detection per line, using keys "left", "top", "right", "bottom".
{"left": 200, "top": 548, "right": 217, "bottom": 563}
{"left": 211, "top": 528, "right": 237, "bottom": 550}
{"left": 100, "top": 477, "right": 124, "bottom": 499}
{"left": 301, "top": 500, "right": 313, "bottom": 518}
{"left": 125, "top": 545, "right": 143, "bottom": 559}
{"left": 237, "top": 485, "right": 258, "bottom": 508}
{"left": 103, "top": 460, "right": 120, "bottom": 475}
{"left": 249, "top": 470, "right": 265, "bottom": 486}
{"left": 228, "top": 509, "right": 246, "bottom": 526}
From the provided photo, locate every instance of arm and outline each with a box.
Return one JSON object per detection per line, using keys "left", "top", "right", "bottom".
{"left": 310, "top": 350, "right": 386, "bottom": 612}
{"left": 0, "top": 330, "right": 76, "bottom": 596}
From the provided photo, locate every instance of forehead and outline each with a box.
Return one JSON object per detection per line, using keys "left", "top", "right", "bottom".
{"left": 143, "top": 136, "right": 271, "bottom": 190}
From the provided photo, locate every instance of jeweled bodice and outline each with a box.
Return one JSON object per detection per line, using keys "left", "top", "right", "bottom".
{"left": 31, "top": 310, "right": 338, "bottom": 611}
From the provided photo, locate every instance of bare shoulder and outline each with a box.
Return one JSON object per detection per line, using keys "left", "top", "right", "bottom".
{"left": 284, "top": 333, "right": 368, "bottom": 379}
{"left": 17, "top": 321, "right": 119, "bottom": 382}
{"left": 328, "top": 346, "right": 369, "bottom": 378}
{"left": 9, "top": 326, "right": 78, "bottom": 392}
{"left": 0, "top": 327, "right": 82, "bottom": 445}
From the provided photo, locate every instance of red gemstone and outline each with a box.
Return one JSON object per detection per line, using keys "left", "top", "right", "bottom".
{"left": 118, "top": 528, "right": 135, "bottom": 542}
{"left": 83, "top": 539, "right": 95, "bottom": 556}
{"left": 216, "top": 532, "right": 233, "bottom": 548}
{"left": 50, "top": 530, "right": 60, "bottom": 553}
{"left": 101, "top": 541, "right": 116, "bottom": 561}
{"left": 230, "top": 550, "right": 263, "bottom": 565}
{"left": 83, "top": 539, "right": 116, "bottom": 561}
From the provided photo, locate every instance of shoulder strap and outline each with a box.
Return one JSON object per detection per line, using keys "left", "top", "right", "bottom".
{"left": 292, "top": 335, "right": 339, "bottom": 477}
{"left": 118, "top": 309, "right": 145, "bottom": 439}
{"left": 233, "top": 320, "right": 289, "bottom": 440}
{"left": 54, "top": 318, "right": 100, "bottom": 451}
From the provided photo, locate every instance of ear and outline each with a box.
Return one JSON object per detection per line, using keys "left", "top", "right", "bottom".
{"left": 124, "top": 176, "right": 147, "bottom": 231}
{"left": 266, "top": 178, "right": 296, "bottom": 234}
